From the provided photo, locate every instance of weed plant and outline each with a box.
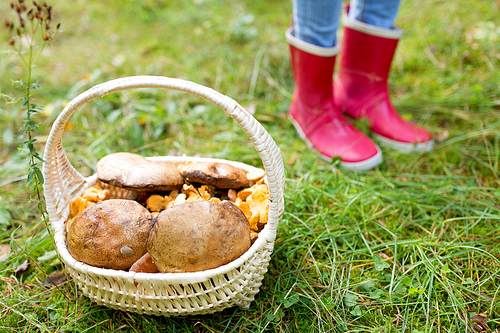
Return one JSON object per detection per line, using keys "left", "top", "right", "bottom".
{"left": 0, "top": 0, "right": 499, "bottom": 332}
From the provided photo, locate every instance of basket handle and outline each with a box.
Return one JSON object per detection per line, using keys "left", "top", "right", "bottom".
{"left": 42, "top": 76, "right": 285, "bottom": 236}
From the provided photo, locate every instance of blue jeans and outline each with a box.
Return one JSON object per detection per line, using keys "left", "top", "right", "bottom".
{"left": 292, "top": 0, "right": 402, "bottom": 48}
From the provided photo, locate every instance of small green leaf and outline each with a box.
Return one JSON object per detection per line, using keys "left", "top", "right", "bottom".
{"left": 27, "top": 169, "right": 34, "bottom": 185}
{"left": 280, "top": 293, "right": 300, "bottom": 308}
{"left": 359, "top": 280, "right": 376, "bottom": 292}
{"left": 463, "top": 277, "right": 474, "bottom": 285}
{"left": 265, "top": 313, "right": 279, "bottom": 323}
{"left": 49, "top": 311, "right": 59, "bottom": 321}
{"left": 336, "top": 322, "right": 347, "bottom": 332}
{"left": 441, "top": 264, "right": 452, "bottom": 274}
{"left": 369, "top": 289, "right": 384, "bottom": 299}
{"left": 322, "top": 296, "right": 336, "bottom": 310}
{"left": 265, "top": 310, "right": 284, "bottom": 324}
{"left": 34, "top": 153, "right": 46, "bottom": 163}
{"left": 34, "top": 168, "right": 44, "bottom": 184}
{"left": 344, "top": 293, "right": 358, "bottom": 307}
{"left": 297, "top": 282, "right": 308, "bottom": 289}
{"left": 401, "top": 276, "right": 412, "bottom": 286}
{"left": 393, "top": 283, "right": 406, "bottom": 294}
{"left": 350, "top": 305, "right": 362, "bottom": 316}
{"left": 373, "top": 255, "right": 390, "bottom": 271}
{"left": 409, "top": 287, "right": 425, "bottom": 295}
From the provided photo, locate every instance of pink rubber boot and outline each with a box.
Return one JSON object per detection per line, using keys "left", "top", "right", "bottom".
{"left": 286, "top": 28, "right": 382, "bottom": 171}
{"left": 334, "top": 18, "right": 434, "bottom": 152}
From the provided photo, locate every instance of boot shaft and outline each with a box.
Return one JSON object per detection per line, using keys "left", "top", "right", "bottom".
{"left": 337, "top": 19, "right": 401, "bottom": 83}
{"left": 286, "top": 28, "right": 339, "bottom": 109}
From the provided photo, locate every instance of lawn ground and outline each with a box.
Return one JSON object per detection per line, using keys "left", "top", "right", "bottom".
{"left": 0, "top": 0, "right": 499, "bottom": 332}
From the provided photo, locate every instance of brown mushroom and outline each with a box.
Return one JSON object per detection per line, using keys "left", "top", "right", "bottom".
{"left": 67, "top": 199, "right": 152, "bottom": 270}
{"left": 96, "top": 152, "right": 184, "bottom": 192}
{"left": 146, "top": 200, "right": 251, "bottom": 273}
{"left": 129, "top": 252, "right": 159, "bottom": 273}
{"left": 178, "top": 161, "right": 250, "bottom": 189}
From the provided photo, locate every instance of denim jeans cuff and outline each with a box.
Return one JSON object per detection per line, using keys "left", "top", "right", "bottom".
{"left": 286, "top": 28, "right": 340, "bottom": 57}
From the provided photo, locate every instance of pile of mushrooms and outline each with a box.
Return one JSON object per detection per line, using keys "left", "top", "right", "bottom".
{"left": 66, "top": 153, "right": 269, "bottom": 274}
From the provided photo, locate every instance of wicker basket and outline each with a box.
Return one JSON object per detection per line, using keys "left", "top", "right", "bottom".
{"left": 42, "top": 76, "right": 285, "bottom": 316}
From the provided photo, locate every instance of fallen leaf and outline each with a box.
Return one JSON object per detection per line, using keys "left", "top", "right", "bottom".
{"left": 0, "top": 244, "right": 10, "bottom": 261}
{"left": 435, "top": 129, "right": 450, "bottom": 143}
{"left": 14, "top": 260, "right": 30, "bottom": 277}
{"left": 43, "top": 270, "right": 67, "bottom": 287}
{"left": 470, "top": 314, "right": 488, "bottom": 332}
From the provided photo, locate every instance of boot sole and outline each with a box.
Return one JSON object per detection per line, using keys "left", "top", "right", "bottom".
{"left": 373, "top": 134, "right": 434, "bottom": 153}
{"left": 289, "top": 115, "right": 383, "bottom": 171}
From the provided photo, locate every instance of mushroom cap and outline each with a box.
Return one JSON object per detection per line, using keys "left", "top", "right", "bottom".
{"left": 178, "top": 161, "right": 250, "bottom": 189}
{"left": 97, "top": 152, "right": 184, "bottom": 192}
{"left": 146, "top": 200, "right": 251, "bottom": 273}
{"left": 129, "top": 252, "right": 159, "bottom": 273}
{"left": 67, "top": 199, "right": 152, "bottom": 270}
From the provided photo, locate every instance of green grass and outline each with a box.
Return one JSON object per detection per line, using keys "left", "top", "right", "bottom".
{"left": 1, "top": 0, "right": 500, "bottom": 332}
